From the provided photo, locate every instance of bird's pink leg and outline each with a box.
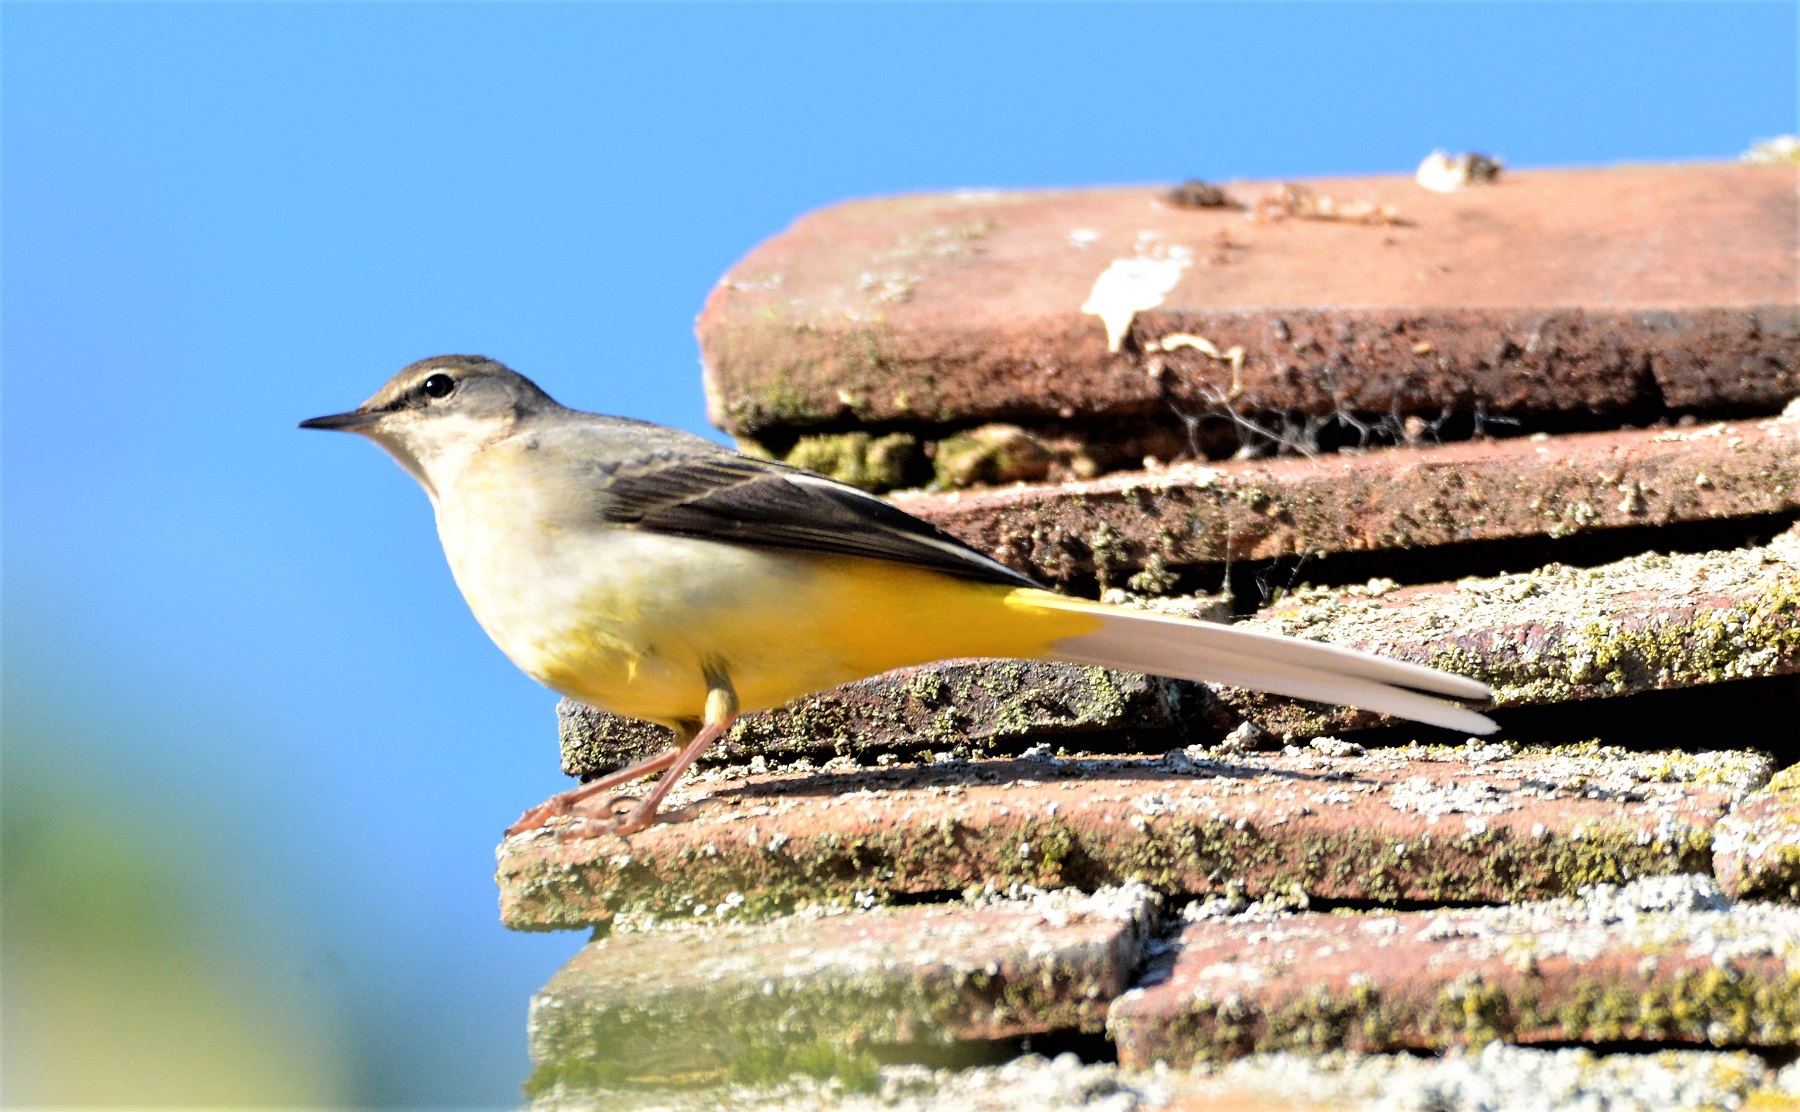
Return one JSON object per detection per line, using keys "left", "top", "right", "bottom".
{"left": 505, "top": 746, "right": 682, "bottom": 836}
{"left": 508, "top": 679, "right": 740, "bottom": 839}
{"left": 593, "top": 714, "right": 736, "bottom": 837}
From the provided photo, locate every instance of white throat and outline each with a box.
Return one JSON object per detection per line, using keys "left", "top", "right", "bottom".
{"left": 368, "top": 410, "right": 513, "bottom": 507}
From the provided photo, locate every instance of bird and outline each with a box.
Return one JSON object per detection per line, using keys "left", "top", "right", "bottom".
{"left": 302, "top": 355, "right": 1495, "bottom": 838}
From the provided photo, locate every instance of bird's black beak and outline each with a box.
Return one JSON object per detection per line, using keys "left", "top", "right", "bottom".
{"left": 299, "top": 408, "right": 382, "bottom": 432}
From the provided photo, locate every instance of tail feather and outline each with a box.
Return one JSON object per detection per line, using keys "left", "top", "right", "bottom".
{"left": 1170, "top": 616, "right": 1491, "bottom": 701}
{"left": 1023, "top": 592, "right": 1497, "bottom": 736}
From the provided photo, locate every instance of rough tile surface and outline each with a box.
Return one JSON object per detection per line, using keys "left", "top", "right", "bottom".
{"left": 1108, "top": 876, "right": 1800, "bottom": 1068}
{"left": 1716, "top": 766, "right": 1800, "bottom": 902}
{"left": 896, "top": 410, "right": 1800, "bottom": 582}
{"left": 559, "top": 657, "right": 1197, "bottom": 778}
{"left": 526, "top": 886, "right": 1157, "bottom": 1089}
{"left": 1175, "top": 1044, "right": 1791, "bottom": 1112}
{"left": 498, "top": 746, "right": 1769, "bottom": 931}
{"left": 525, "top": 1043, "right": 1795, "bottom": 1111}
{"left": 1221, "top": 526, "right": 1800, "bottom": 737}
{"left": 699, "top": 164, "right": 1798, "bottom": 441}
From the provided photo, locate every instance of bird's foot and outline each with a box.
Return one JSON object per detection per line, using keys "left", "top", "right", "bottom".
{"left": 507, "top": 794, "right": 701, "bottom": 841}
{"left": 505, "top": 797, "right": 572, "bottom": 837}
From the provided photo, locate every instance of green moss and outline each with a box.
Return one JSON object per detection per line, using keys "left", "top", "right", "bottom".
{"left": 1733, "top": 845, "right": 1800, "bottom": 903}
{"left": 526, "top": 1025, "right": 878, "bottom": 1095}
{"left": 730, "top": 1040, "right": 879, "bottom": 1092}
{"left": 1436, "top": 976, "right": 1512, "bottom": 1046}
{"left": 1076, "top": 666, "right": 1134, "bottom": 723}
{"left": 931, "top": 433, "right": 997, "bottom": 489}
{"left": 1117, "top": 960, "right": 1800, "bottom": 1068}
{"left": 906, "top": 670, "right": 949, "bottom": 707}
{"left": 783, "top": 432, "right": 923, "bottom": 492}
{"left": 1262, "top": 981, "right": 1386, "bottom": 1053}
{"left": 1726, "top": 754, "right": 1800, "bottom": 901}
{"left": 1555, "top": 967, "right": 1800, "bottom": 1046}
{"left": 836, "top": 326, "right": 943, "bottom": 423}
{"left": 1442, "top": 564, "right": 1800, "bottom": 706}
{"left": 708, "top": 317, "right": 931, "bottom": 437}
{"left": 1577, "top": 573, "right": 1800, "bottom": 692}
{"left": 728, "top": 378, "right": 831, "bottom": 431}
{"left": 526, "top": 914, "right": 1112, "bottom": 1093}
{"left": 1235, "top": 486, "right": 1270, "bottom": 510}
{"left": 522, "top": 1057, "right": 628, "bottom": 1097}
{"left": 1766, "top": 766, "right": 1800, "bottom": 794}
{"left": 1087, "top": 524, "right": 1130, "bottom": 589}
{"left": 1128, "top": 553, "right": 1181, "bottom": 595}
{"left": 930, "top": 424, "right": 1055, "bottom": 490}
{"left": 1541, "top": 823, "right": 1714, "bottom": 892}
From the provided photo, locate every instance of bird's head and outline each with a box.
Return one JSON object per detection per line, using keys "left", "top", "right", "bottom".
{"left": 300, "top": 355, "right": 558, "bottom": 501}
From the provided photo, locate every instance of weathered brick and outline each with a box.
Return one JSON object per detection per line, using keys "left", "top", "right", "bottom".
{"left": 1108, "top": 876, "right": 1800, "bottom": 1068}
{"left": 1223, "top": 526, "right": 1800, "bottom": 737}
{"left": 700, "top": 164, "right": 1797, "bottom": 443}
{"left": 896, "top": 409, "right": 1800, "bottom": 583}
{"left": 1716, "top": 766, "right": 1800, "bottom": 902}
{"left": 523, "top": 1044, "right": 1788, "bottom": 1110}
{"left": 498, "top": 746, "right": 1767, "bottom": 931}
{"left": 558, "top": 656, "right": 1200, "bottom": 779}
{"left": 1167, "top": 1044, "right": 1785, "bottom": 1112}
{"left": 525, "top": 886, "right": 1157, "bottom": 1089}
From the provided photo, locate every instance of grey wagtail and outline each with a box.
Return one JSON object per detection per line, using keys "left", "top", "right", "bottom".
{"left": 303, "top": 355, "right": 1495, "bottom": 837}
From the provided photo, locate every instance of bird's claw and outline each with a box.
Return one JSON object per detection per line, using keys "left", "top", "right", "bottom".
{"left": 507, "top": 793, "right": 701, "bottom": 841}
{"left": 505, "top": 798, "right": 571, "bottom": 837}
{"left": 573, "top": 792, "right": 639, "bottom": 819}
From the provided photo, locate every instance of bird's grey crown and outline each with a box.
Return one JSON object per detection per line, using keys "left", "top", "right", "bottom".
{"left": 359, "top": 354, "right": 559, "bottom": 419}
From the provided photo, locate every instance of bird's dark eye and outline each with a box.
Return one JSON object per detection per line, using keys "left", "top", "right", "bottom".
{"left": 421, "top": 373, "right": 456, "bottom": 399}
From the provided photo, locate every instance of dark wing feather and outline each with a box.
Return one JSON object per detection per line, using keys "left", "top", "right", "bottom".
{"left": 591, "top": 449, "right": 1040, "bottom": 589}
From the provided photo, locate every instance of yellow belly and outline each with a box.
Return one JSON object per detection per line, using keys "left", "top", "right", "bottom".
{"left": 526, "top": 550, "right": 1100, "bottom": 727}
{"left": 433, "top": 446, "right": 1100, "bottom": 728}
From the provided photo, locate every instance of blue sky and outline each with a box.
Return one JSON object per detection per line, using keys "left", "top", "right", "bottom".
{"left": 4, "top": 3, "right": 1794, "bottom": 1105}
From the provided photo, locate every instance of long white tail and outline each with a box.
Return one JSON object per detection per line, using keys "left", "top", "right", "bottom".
{"left": 1024, "top": 591, "right": 1497, "bottom": 736}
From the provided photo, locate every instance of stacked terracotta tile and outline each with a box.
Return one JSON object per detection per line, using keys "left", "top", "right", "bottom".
{"left": 509, "top": 161, "right": 1800, "bottom": 1107}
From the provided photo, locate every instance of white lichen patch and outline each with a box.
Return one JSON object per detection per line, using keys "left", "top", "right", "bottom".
{"left": 1387, "top": 775, "right": 1519, "bottom": 821}
{"left": 529, "top": 1043, "right": 1783, "bottom": 1110}
{"left": 1206, "top": 875, "right": 1800, "bottom": 971}
{"left": 1183, "top": 881, "right": 1310, "bottom": 923}
{"left": 601, "top": 883, "right": 1160, "bottom": 980}
{"left": 1201, "top": 1042, "right": 1774, "bottom": 1112}
{"left": 1310, "top": 736, "right": 1366, "bottom": 758}
{"left": 821, "top": 218, "right": 996, "bottom": 315}
{"left": 1415, "top": 150, "right": 1503, "bottom": 193}
{"left": 1454, "top": 875, "right": 1800, "bottom": 969}
{"left": 1713, "top": 787, "right": 1800, "bottom": 898}
{"left": 1743, "top": 134, "right": 1800, "bottom": 164}
{"left": 1080, "top": 246, "right": 1194, "bottom": 353}
{"left": 1227, "top": 740, "right": 1771, "bottom": 798}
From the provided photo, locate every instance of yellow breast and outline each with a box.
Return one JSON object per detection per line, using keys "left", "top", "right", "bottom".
{"left": 433, "top": 441, "right": 1100, "bottom": 728}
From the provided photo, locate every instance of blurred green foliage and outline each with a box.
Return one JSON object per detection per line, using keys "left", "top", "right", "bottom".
{"left": 2, "top": 698, "right": 352, "bottom": 1105}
